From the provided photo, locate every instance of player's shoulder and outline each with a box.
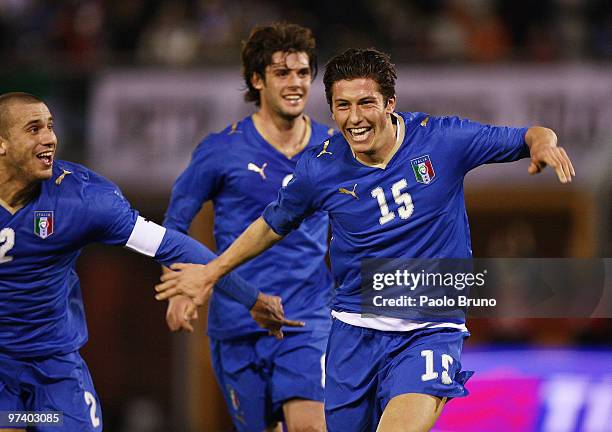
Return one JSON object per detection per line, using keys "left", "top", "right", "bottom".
{"left": 52, "top": 160, "right": 121, "bottom": 195}
{"left": 309, "top": 117, "right": 336, "bottom": 140}
{"left": 45, "top": 161, "right": 127, "bottom": 215}
{"left": 396, "top": 111, "right": 440, "bottom": 129}
{"left": 300, "top": 131, "right": 348, "bottom": 169}
{"left": 401, "top": 111, "right": 479, "bottom": 132}
{"left": 193, "top": 116, "right": 251, "bottom": 155}
{"left": 50, "top": 160, "right": 99, "bottom": 187}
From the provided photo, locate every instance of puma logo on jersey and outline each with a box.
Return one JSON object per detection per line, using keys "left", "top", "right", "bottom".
{"left": 247, "top": 162, "right": 267, "bottom": 180}
{"left": 55, "top": 169, "right": 72, "bottom": 185}
{"left": 317, "top": 141, "right": 333, "bottom": 158}
{"left": 339, "top": 184, "right": 358, "bottom": 199}
{"left": 420, "top": 117, "right": 430, "bottom": 127}
{"left": 228, "top": 122, "right": 241, "bottom": 135}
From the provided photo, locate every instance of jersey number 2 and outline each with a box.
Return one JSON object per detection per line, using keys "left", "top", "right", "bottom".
{"left": 371, "top": 179, "right": 414, "bottom": 225}
{"left": 84, "top": 391, "right": 101, "bottom": 427}
{"left": 0, "top": 228, "right": 15, "bottom": 264}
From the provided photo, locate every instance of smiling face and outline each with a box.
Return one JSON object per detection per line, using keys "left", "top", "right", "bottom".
{"left": 0, "top": 101, "right": 57, "bottom": 184}
{"left": 253, "top": 51, "right": 312, "bottom": 120}
{"left": 330, "top": 77, "right": 396, "bottom": 163}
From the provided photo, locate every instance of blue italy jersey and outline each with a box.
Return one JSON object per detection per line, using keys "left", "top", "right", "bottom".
{"left": 164, "top": 116, "right": 335, "bottom": 339}
{"left": 0, "top": 161, "right": 230, "bottom": 358}
{"left": 263, "top": 112, "right": 529, "bottom": 318}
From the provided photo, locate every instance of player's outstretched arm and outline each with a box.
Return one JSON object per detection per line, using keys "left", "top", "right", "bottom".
{"left": 156, "top": 217, "right": 302, "bottom": 338}
{"left": 149, "top": 225, "right": 260, "bottom": 308}
{"left": 155, "top": 217, "right": 283, "bottom": 305}
{"left": 92, "top": 178, "right": 300, "bottom": 336}
{"left": 525, "top": 126, "right": 575, "bottom": 183}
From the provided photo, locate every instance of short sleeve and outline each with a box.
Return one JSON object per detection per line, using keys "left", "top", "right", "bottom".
{"left": 85, "top": 181, "right": 138, "bottom": 246}
{"left": 445, "top": 117, "right": 529, "bottom": 173}
{"left": 262, "top": 152, "right": 320, "bottom": 236}
{"left": 163, "top": 136, "right": 223, "bottom": 233}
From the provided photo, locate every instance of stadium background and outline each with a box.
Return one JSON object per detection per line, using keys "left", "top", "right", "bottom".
{"left": 1, "top": 1, "right": 610, "bottom": 431}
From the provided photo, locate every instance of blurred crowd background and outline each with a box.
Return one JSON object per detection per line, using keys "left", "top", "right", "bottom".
{"left": 0, "top": 0, "right": 611, "bottom": 69}
{"left": 1, "top": 1, "right": 611, "bottom": 431}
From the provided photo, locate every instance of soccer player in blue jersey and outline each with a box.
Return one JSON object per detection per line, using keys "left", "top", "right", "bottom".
{"left": 156, "top": 49, "right": 575, "bottom": 431}
{"left": 0, "top": 92, "right": 289, "bottom": 432}
{"left": 162, "top": 23, "right": 334, "bottom": 432}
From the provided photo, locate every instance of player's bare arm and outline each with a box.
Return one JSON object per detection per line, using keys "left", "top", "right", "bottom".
{"left": 525, "top": 126, "right": 575, "bottom": 183}
{"left": 155, "top": 217, "right": 282, "bottom": 303}
{"left": 155, "top": 217, "right": 304, "bottom": 337}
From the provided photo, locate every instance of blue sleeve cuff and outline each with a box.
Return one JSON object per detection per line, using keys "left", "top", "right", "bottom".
{"left": 216, "top": 272, "right": 260, "bottom": 310}
{"left": 262, "top": 202, "right": 296, "bottom": 236}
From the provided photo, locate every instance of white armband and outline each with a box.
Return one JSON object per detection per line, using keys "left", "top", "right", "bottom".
{"left": 125, "top": 216, "right": 166, "bottom": 257}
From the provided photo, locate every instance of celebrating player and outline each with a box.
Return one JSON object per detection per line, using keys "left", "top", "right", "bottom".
{"left": 0, "top": 92, "right": 289, "bottom": 432}
{"left": 162, "top": 23, "right": 334, "bottom": 432}
{"left": 156, "top": 48, "right": 575, "bottom": 431}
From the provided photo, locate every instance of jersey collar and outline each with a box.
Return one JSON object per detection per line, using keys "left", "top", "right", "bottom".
{"left": 351, "top": 112, "right": 406, "bottom": 170}
{"left": 0, "top": 197, "right": 20, "bottom": 215}
{"left": 249, "top": 114, "right": 313, "bottom": 160}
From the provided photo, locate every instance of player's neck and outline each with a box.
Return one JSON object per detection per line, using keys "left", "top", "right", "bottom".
{"left": 252, "top": 110, "right": 311, "bottom": 159}
{"left": 0, "top": 171, "right": 40, "bottom": 212}
{"left": 356, "top": 117, "right": 398, "bottom": 166}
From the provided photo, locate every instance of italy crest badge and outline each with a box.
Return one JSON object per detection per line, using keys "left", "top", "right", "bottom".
{"left": 411, "top": 155, "right": 436, "bottom": 184}
{"left": 34, "top": 211, "right": 54, "bottom": 239}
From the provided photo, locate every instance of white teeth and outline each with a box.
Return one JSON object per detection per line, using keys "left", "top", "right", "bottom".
{"left": 348, "top": 127, "right": 372, "bottom": 142}
{"left": 284, "top": 95, "right": 301, "bottom": 100}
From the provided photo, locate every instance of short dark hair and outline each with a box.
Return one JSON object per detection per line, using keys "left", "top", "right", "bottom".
{"left": 0, "top": 92, "right": 44, "bottom": 137}
{"left": 323, "top": 48, "right": 397, "bottom": 108}
{"left": 241, "top": 22, "right": 317, "bottom": 106}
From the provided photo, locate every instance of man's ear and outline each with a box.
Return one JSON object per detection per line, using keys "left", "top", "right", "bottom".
{"left": 0, "top": 140, "right": 6, "bottom": 155}
{"left": 385, "top": 95, "right": 396, "bottom": 114}
{"left": 251, "top": 72, "right": 265, "bottom": 90}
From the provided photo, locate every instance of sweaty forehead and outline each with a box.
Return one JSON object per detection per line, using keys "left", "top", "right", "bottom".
{"left": 268, "top": 51, "right": 310, "bottom": 70}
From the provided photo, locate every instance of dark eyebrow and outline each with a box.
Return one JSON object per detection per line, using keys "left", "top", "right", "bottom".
{"left": 23, "top": 119, "right": 43, "bottom": 129}
{"left": 269, "top": 62, "right": 288, "bottom": 70}
{"left": 23, "top": 116, "right": 52, "bottom": 129}
{"left": 269, "top": 62, "right": 310, "bottom": 72}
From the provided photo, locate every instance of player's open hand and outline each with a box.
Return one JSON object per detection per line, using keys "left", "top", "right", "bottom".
{"left": 155, "top": 263, "right": 215, "bottom": 306}
{"left": 526, "top": 127, "right": 575, "bottom": 183}
{"left": 250, "top": 293, "right": 305, "bottom": 339}
{"left": 166, "top": 295, "right": 198, "bottom": 333}
{"left": 528, "top": 145, "right": 575, "bottom": 183}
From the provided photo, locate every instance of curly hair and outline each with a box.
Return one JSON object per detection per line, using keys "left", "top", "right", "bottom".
{"left": 323, "top": 48, "right": 396, "bottom": 109}
{"left": 241, "top": 22, "right": 317, "bottom": 106}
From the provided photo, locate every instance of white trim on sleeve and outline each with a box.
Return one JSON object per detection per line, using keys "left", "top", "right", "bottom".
{"left": 125, "top": 216, "right": 167, "bottom": 257}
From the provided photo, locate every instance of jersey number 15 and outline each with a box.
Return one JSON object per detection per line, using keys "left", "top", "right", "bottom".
{"left": 371, "top": 179, "right": 414, "bottom": 225}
